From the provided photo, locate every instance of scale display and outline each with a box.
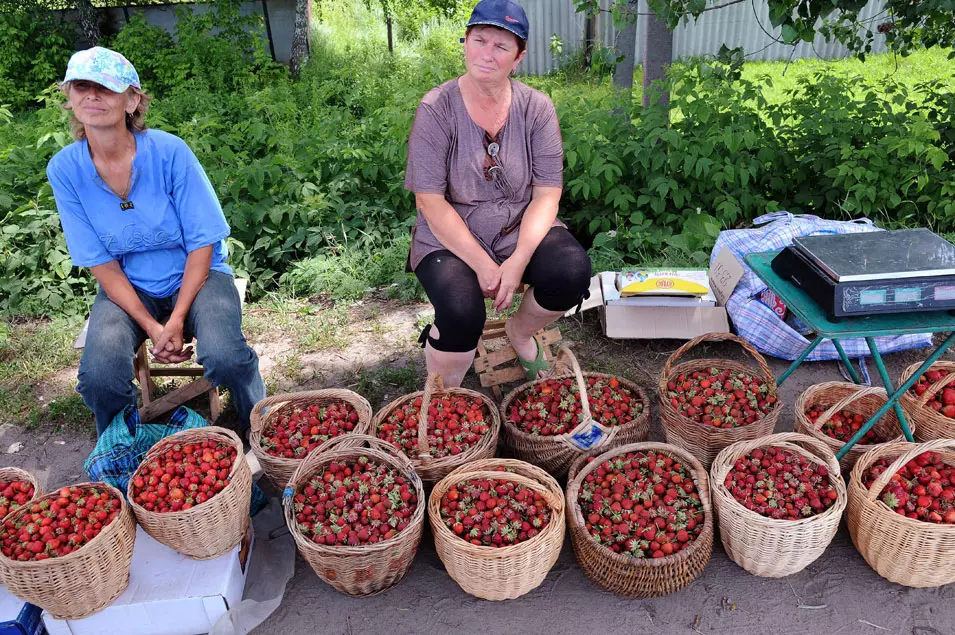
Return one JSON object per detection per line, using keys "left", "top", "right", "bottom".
{"left": 793, "top": 229, "right": 955, "bottom": 282}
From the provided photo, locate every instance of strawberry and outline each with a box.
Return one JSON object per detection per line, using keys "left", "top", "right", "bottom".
{"left": 261, "top": 401, "right": 360, "bottom": 459}
{"left": 292, "top": 456, "right": 417, "bottom": 546}
{"left": 805, "top": 405, "right": 882, "bottom": 444}
{"left": 0, "top": 479, "right": 36, "bottom": 519}
{"left": 577, "top": 450, "right": 705, "bottom": 558}
{"left": 507, "top": 376, "right": 644, "bottom": 436}
{"left": 725, "top": 446, "right": 837, "bottom": 520}
{"left": 908, "top": 367, "right": 955, "bottom": 419}
{"left": 377, "top": 395, "right": 491, "bottom": 458}
{"left": 863, "top": 452, "right": 955, "bottom": 524}
{"left": 0, "top": 485, "right": 121, "bottom": 561}
{"left": 130, "top": 440, "right": 237, "bottom": 513}
{"left": 438, "top": 468, "right": 552, "bottom": 547}
{"left": 666, "top": 368, "right": 776, "bottom": 429}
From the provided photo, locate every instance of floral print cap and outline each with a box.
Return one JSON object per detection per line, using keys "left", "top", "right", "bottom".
{"left": 62, "top": 46, "right": 141, "bottom": 93}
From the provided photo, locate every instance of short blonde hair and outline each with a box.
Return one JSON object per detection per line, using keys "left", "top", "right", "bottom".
{"left": 62, "top": 83, "right": 153, "bottom": 142}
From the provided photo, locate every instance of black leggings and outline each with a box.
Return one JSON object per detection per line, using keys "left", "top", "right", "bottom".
{"left": 415, "top": 227, "right": 592, "bottom": 352}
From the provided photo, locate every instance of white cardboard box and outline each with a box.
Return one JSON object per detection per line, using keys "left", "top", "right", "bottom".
{"left": 42, "top": 525, "right": 253, "bottom": 635}
{"left": 597, "top": 249, "right": 744, "bottom": 340}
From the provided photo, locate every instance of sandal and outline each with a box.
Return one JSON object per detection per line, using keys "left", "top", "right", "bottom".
{"left": 516, "top": 337, "right": 551, "bottom": 381}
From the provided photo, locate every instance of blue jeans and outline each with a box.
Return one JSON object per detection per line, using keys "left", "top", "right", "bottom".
{"left": 78, "top": 270, "right": 265, "bottom": 436}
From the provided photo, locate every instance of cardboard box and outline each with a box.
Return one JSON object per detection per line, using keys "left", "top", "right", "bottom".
{"left": 0, "top": 589, "right": 44, "bottom": 635}
{"left": 597, "top": 249, "right": 744, "bottom": 340}
{"left": 42, "top": 525, "right": 253, "bottom": 635}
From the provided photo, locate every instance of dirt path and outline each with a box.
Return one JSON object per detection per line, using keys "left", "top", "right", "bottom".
{"left": 3, "top": 301, "right": 954, "bottom": 635}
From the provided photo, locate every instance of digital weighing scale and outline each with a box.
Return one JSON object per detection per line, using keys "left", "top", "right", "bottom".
{"left": 770, "top": 228, "right": 955, "bottom": 319}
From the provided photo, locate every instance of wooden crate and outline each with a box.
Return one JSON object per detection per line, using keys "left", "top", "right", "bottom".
{"left": 472, "top": 320, "right": 562, "bottom": 399}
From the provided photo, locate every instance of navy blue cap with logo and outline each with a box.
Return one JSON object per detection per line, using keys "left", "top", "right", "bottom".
{"left": 466, "top": 0, "right": 529, "bottom": 41}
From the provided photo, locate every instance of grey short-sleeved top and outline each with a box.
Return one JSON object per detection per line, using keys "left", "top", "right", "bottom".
{"left": 404, "top": 77, "right": 564, "bottom": 271}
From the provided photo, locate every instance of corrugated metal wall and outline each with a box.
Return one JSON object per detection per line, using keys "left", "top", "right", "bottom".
{"left": 519, "top": 0, "right": 888, "bottom": 75}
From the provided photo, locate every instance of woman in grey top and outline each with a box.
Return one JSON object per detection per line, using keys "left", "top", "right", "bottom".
{"left": 405, "top": 0, "right": 591, "bottom": 386}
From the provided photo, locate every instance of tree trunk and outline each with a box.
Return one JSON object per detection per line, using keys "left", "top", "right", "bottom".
{"left": 290, "top": 0, "right": 311, "bottom": 77}
{"left": 75, "top": 0, "right": 100, "bottom": 47}
{"left": 641, "top": 6, "right": 673, "bottom": 108}
{"left": 612, "top": 0, "right": 639, "bottom": 93}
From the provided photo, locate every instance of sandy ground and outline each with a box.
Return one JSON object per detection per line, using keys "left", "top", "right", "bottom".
{"left": 4, "top": 308, "right": 955, "bottom": 635}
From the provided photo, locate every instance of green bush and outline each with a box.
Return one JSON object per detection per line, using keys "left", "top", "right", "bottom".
{"left": 0, "top": 6, "right": 74, "bottom": 110}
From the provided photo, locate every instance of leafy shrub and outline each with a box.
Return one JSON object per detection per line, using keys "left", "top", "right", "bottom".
{"left": 0, "top": 6, "right": 75, "bottom": 110}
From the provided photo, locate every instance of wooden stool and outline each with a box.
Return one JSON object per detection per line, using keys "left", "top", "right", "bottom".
{"left": 471, "top": 285, "right": 563, "bottom": 398}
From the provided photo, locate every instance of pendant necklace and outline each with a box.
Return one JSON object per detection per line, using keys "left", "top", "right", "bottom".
{"left": 89, "top": 136, "right": 135, "bottom": 210}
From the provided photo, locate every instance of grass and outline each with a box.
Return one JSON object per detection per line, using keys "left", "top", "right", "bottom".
{"left": 355, "top": 361, "right": 421, "bottom": 409}
{"left": 244, "top": 298, "right": 351, "bottom": 352}
{"left": 0, "top": 316, "right": 84, "bottom": 385}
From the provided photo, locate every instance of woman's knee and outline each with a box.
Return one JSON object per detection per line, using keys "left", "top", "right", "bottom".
{"left": 430, "top": 299, "right": 485, "bottom": 352}
{"left": 530, "top": 235, "right": 592, "bottom": 310}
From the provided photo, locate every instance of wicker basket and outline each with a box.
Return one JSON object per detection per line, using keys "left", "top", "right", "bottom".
{"left": 566, "top": 442, "right": 714, "bottom": 598}
{"left": 848, "top": 439, "right": 955, "bottom": 587}
{"left": 0, "top": 467, "right": 42, "bottom": 586}
{"left": 794, "top": 382, "right": 909, "bottom": 473}
{"left": 127, "top": 426, "right": 252, "bottom": 560}
{"left": 249, "top": 389, "right": 373, "bottom": 488}
{"left": 710, "top": 432, "right": 847, "bottom": 577}
{"left": 658, "top": 332, "right": 781, "bottom": 470}
{"left": 429, "top": 458, "right": 565, "bottom": 600}
{"left": 284, "top": 434, "right": 425, "bottom": 596}
{"left": 372, "top": 374, "right": 500, "bottom": 484}
{"left": 0, "top": 482, "right": 135, "bottom": 619}
{"left": 898, "top": 361, "right": 955, "bottom": 442}
{"left": 500, "top": 347, "right": 651, "bottom": 479}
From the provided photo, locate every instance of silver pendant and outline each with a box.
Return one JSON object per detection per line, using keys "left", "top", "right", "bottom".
{"left": 487, "top": 142, "right": 500, "bottom": 158}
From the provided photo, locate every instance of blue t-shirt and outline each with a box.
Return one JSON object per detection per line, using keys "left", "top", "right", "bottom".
{"left": 46, "top": 129, "right": 232, "bottom": 298}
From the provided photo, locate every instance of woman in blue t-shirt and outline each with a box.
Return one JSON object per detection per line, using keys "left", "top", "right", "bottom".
{"left": 47, "top": 47, "right": 265, "bottom": 436}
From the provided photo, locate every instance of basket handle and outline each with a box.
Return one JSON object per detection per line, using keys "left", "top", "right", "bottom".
{"left": 312, "top": 433, "right": 415, "bottom": 475}
{"left": 864, "top": 438, "right": 955, "bottom": 501}
{"left": 811, "top": 384, "right": 886, "bottom": 434}
{"left": 712, "top": 432, "right": 841, "bottom": 484}
{"left": 662, "top": 332, "right": 774, "bottom": 388}
{"left": 448, "top": 469, "right": 564, "bottom": 515}
{"left": 249, "top": 393, "right": 293, "bottom": 430}
{"left": 553, "top": 346, "right": 593, "bottom": 425}
{"left": 416, "top": 373, "right": 444, "bottom": 464}
{"left": 915, "top": 368, "right": 955, "bottom": 408}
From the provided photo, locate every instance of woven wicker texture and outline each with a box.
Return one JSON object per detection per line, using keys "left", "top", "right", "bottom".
{"left": 500, "top": 347, "right": 651, "bottom": 478}
{"left": 127, "top": 426, "right": 252, "bottom": 560}
{"left": 0, "top": 467, "right": 42, "bottom": 586}
{"left": 566, "top": 442, "right": 714, "bottom": 598}
{"left": 710, "top": 432, "right": 847, "bottom": 577}
{"left": 249, "top": 389, "right": 373, "bottom": 488}
{"left": 899, "top": 361, "right": 955, "bottom": 442}
{"left": 284, "top": 434, "right": 426, "bottom": 596}
{"left": 0, "top": 482, "right": 135, "bottom": 619}
{"left": 848, "top": 439, "right": 955, "bottom": 587}
{"left": 794, "top": 382, "right": 908, "bottom": 472}
{"left": 429, "top": 458, "right": 565, "bottom": 600}
{"left": 658, "top": 332, "right": 781, "bottom": 470}
{"left": 372, "top": 374, "right": 500, "bottom": 484}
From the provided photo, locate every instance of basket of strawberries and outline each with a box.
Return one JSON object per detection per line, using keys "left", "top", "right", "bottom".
{"left": 795, "top": 382, "right": 909, "bottom": 472}
{"left": 566, "top": 442, "right": 713, "bottom": 598}
{"left": 899, "top": 361, "right": 955, "bottom": 442}
{"left": 0, "top": 467, "right": 41, "bottom": 585}
{"left": 283, "top": 434, "right": 425, "bottom": 596}
{"left": 250, "top": 389, "right": 373, "bottom": 487}
{"left": 429, "top": 458, "right": 565, "bottom": 600}
{"left": 710, "top": 432, "right": 847, "bottom": 577}
{"left": 0, "top": 482, "right": 135, "bottom": 619}
{"left": 500, "top": 347, "right": 650, "bottom": 478}
{"left": 127, "top": 426, "right": 252, "bottom": 560}
{"left": 848, "top": 439, "right": 955, "bottom": 587}
{"left": 658, "top": 332, "right": 781, "bottom": 469}
{"left": 373, "top": 374, "right": 500, "bottom": 484}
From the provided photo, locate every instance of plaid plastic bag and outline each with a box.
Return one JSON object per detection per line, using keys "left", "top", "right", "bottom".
{"left": 712, "top": 212, "right": 932, "bottom": 361}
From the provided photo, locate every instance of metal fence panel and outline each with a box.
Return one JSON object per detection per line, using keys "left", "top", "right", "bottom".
{"left": 519, "top": 0, "right": 586, "bottom": 75}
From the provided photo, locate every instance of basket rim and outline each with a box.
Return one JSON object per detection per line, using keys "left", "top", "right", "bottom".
{"left": 126, "top": 426, "right": 245, "bottom": 521}
{"left": 709, "top": 433, "right": 848, "bottom": 527}
{"left": 566, "top": 441, "right": 713, "bottom": 569}
{"left": 370, "top": 385, "right": 501, "bottom": 469}
{"left": 0, "top": 481, "right": 130, "bottom": 569}
{"left": 499, "top": 371, "right": 650, "bottom": 443}
{"left": 284, "top": 435, "right": 427, "bottom": 556}
{"left": 898, "top": 360, "right": 955, "bottom": 415}
{"left": 0, "top": 467, "right": 41, "bottom": 516}
{"left": 657, "top": 358, "right": 782, "bottom": 434}
{"left": 428, "top": 458, "right": 565, "bottom": 556}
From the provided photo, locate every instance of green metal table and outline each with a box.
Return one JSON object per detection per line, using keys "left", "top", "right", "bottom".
{"left": 745, "top": 251, "right": 955, "bottom": 460}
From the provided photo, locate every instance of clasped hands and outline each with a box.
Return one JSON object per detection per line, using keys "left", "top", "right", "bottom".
{"left": 478, "top": 255, "right": 527, "bottom": 312}
{"left": 146, "top": 315, "right": 194, "bottom": 364}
